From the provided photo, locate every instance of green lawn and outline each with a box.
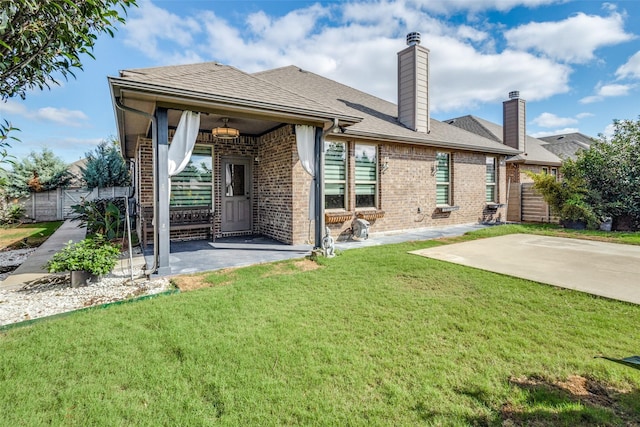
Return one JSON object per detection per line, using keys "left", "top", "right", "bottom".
{"left": 460, "top": 223, "right": 640, "bottom": 246}
{"left": 1, "top": 226, "right": 639, "bottom": 425}
{"left": 0, "top": 221, "right": 63, "bottom": 250}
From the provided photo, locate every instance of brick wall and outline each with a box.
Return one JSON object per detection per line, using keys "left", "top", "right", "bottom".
{"left": 136, "top": 129, "right": 510, "bottom": 246}
{"left": 325, "top": 139, "right": 508, "bottom": 240}
{"left": 256, "top": 125, "right": 297, "bottom": 244}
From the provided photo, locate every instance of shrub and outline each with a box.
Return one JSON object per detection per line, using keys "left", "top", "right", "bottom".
{"left": 526, "top": 171, "right": 598, "bottom": 229}
{"left": 46, "top": 235, "right": 120, "bottom": 276}
{"left": 71, "top": 198, "right": 126, "bottom": 239}
{"left": 0, "top": 202, "right": 25, "bottom": 225}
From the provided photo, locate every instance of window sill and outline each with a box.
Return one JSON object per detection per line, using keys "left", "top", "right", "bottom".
{"left": 436, "top": 205, "right": 460, "bottom": 212}
{"left": 325, "top": 211, "right": 354, "bottom": 223}
{"left": 485, "top": 203, "right": 504, "bottom": 211}
{"left": 355, "top": 210, "right": 385, "bottom": 221}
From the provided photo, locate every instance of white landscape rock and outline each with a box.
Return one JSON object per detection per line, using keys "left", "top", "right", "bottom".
{"left": 0, "top": 249, "right": 173, "bottom": 327}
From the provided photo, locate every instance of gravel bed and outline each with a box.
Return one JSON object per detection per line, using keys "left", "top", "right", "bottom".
{"left": 0, "top": 249, "right": 173, "bottom": 327}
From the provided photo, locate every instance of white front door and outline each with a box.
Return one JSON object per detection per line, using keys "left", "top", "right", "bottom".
{"left": 221, "top": 157, "right": 252, "bottom": 232}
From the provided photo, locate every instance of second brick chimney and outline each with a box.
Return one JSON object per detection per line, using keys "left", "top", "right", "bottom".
{"left": 503, "top": 91, "right": 526, "bottom": 151}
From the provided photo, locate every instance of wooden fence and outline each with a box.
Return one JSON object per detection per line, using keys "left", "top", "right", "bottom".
{"left": 17, "top": 187, "right": 131, "bottom": 222}
{"left": 506, "top": 182, "right": 559, "bottom": 223}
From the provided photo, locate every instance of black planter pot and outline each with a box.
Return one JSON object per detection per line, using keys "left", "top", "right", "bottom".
{"left": 70, "top": 270, "right": 99, "bottom": 287}
{"left": 562, "top": 220, "right": 587, "bottom": 230}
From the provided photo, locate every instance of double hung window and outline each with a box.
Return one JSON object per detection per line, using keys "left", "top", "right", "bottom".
{"left": 325, "top": 142, "right": 347, "bottom": 210}
{"left": 170, "top": 146, "right": 213, "bottom": 207}
{"left": 355, "top": 144, "right": 377, "bottom": 208}
{"left": 436, "top": 152, "right": 451, "bottom": 205}
{"left": 486, "top": 156, "right": 497, "bottom": 203}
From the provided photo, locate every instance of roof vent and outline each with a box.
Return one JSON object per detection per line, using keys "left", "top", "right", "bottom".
{"left": 406, "top": 32, "right": 421, "bottom": 46}
{"left": 509, "top": 91, "right": 520, "bottom": 99}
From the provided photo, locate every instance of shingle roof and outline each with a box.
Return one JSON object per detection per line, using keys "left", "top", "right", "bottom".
{"left": 255, "top": 66, "right": 518, "bottom": 155}
{"left": 445, "top": 115, "right": 562, "bottom": 165}
{"left": 538, "top": 132, "right": 595, "bottom": 160}
{"left": 539, "top": 132, "right": 595, "bottom": 146}
{"left": 116, "top": 62, "right": 357, "bottom": 121}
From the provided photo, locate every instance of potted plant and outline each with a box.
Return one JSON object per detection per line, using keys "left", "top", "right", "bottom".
{"left": 45, "top": 234, "right": 120, "bottom": 287}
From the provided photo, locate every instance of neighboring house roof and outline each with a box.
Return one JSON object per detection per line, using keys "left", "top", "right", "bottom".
{"left": 67, "top": 158, "right": 87, "bottom": 187}
{"left": 445, "top": 115, "right": 562, "bottom": 166}
{"left": 538, "top": 132, "right": 595, "bottom": 160}
{"left": 255, "top": 66, "right": 518, "bottom": 155}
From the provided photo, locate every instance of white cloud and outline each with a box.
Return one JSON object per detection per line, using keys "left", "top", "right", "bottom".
{"left": 575, "top": 112, "right": 594, "bottom": 119}
{"left": 531, "top": 128, "right": 580, "bottom": 138}
{"left": 579, "top": 95, "right": 602, "bottom": 104}
{"left": 123, "top": 0, "right": 203, "bottom": 63}
{"left": 597, "top": 83, "right": 633, "bottom": 97}
{"left": 580, "top": 82, "right": 635, "bottom": 103}
{"left": 410, "top": 0, "right": 565, "bottom": 14}
{"left": 0, "top": 100, "right": 28, "bottom": 116}
{"left": 532, "top": 112, "right": 577, "bottom": 128}
{"left": 615, "top": 51, "right": 640, "bottom": 79}
{"left": 0, "top": 101, "right": 88, "bottom": 127}
{"left": 505, "top": 12, "right": 634, "bottom": 63}
{"left": 119, "top": 1, "right": 573, "bottom": 114}
{"left": 602, "top": 123, "right": 616, "bottom": 138}
{"left": 35, "top": 107, "right": 88, "bottom": 127}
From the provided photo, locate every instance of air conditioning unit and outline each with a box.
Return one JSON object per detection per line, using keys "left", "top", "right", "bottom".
{"left": 352, "top": 218, "right": 370, "bottom": 240}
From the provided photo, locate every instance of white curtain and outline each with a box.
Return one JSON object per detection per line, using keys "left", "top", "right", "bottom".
{"left": 168, "top": 110, "right": 201, "bottom": 177}
{"left": 296, "top": 124, "right": 316, "bottom": 220}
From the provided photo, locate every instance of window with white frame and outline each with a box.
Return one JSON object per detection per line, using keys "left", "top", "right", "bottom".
{"left": 324, "top": 142, "right": 347, "bottom": 210}
{"left": 170, "top": 145, "right": 213, "bottom": 207}
{"left": 436, "top": 152, "right": 451, "bottom": 205}
{"left": 486, "top": 156, "right": 497, "bottom": 203}
{"left": 355, "top": 144, "right": 377, "bottom": 208}
{"left": 551, "top": 167, "right": 558, "bottom": 180}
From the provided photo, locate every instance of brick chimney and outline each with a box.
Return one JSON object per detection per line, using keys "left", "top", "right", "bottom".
{"left": 398, "top": 32, "right": 430, "bottom": 133}
{"left": 503, "top": 91, "right": 526, "bottom": 151}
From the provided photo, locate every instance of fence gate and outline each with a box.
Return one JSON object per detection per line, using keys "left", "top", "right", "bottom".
{"left": 62, "top": 188, "right": 92, "bottom": 218}
{"left": 506, "top": 182, "right": 559, "bottom": 224}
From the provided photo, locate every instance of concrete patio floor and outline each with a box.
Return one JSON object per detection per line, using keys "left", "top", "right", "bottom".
{"left": 146, "top": 223, "right": 489, "bottom": 277}
{"left": 411, "top": 233, "right": 640, "bottom": 305}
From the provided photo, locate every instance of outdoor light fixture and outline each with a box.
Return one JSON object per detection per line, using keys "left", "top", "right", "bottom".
{"left": 211, "top": 118, "right": 240, "bottom": 140}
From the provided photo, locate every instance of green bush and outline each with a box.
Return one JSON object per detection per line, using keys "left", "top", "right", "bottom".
{"left": 0, "top": 202, "right": 25, "bottom": 225}
{"left": 46, "top": 235, "right": 120, "bottom": 276}
{"left": 526, "top": 171, "right": 598, "bottom": 229}
{"left": 71, "top": 198, "right": 125, "bottom": 239}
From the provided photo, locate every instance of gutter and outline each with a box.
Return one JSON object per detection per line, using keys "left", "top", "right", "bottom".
{"left": 334, "top": 129, "right": 521, "bottom": 156}
{"left": 113, "top": 97, "right": 158, "bottom": 275}
{"left": 109, "top": 77, "right": 362, "bottom": 126}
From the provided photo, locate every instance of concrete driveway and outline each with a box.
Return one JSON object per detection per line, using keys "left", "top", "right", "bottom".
{"left": 410, "top": 233, "right": 640, "bottom": 305}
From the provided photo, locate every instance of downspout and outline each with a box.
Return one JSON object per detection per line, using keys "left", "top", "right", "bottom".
{"left": 114, "top": 97, "right": 158, "bottom": 275}
{"left": 314, "top": 118, "right": 339, "bottom": 248}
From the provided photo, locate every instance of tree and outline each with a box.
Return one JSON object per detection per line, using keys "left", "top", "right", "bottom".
{"left": 81, "top": 138, "right": 130, "bottom": 188}
{"left": 570, "top": 117, "right": 640, "bottom": 230}
{"left": 6, "top": 148, "right": 72, "bottom": 198}
{"left": 0, "top": 0, "right": 137, "bottom": 100}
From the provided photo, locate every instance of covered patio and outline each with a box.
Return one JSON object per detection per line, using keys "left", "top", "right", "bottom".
{"left": 144, "top": 223, "right": 489, "bottom": 277}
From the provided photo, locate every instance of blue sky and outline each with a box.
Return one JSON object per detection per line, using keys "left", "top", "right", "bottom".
{"left": 2, "top": 0, "right": 639, "bottom": 165}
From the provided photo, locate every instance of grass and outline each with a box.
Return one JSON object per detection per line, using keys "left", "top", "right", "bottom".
{"left": 447, "top": 223, "right": 640, "bottom": 246}
{"left": 1, "top": 226, "right": 639, "bottom": 425}
{"left": 0, "top": 221, "right": 63, "bottom": 250}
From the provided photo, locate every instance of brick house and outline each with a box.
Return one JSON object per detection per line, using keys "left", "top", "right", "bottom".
{"left": 109, "top": 33, "right": 518, "bottom": 274}
{"left": 444, "top": 94, "right": 597, "bottom": 223}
